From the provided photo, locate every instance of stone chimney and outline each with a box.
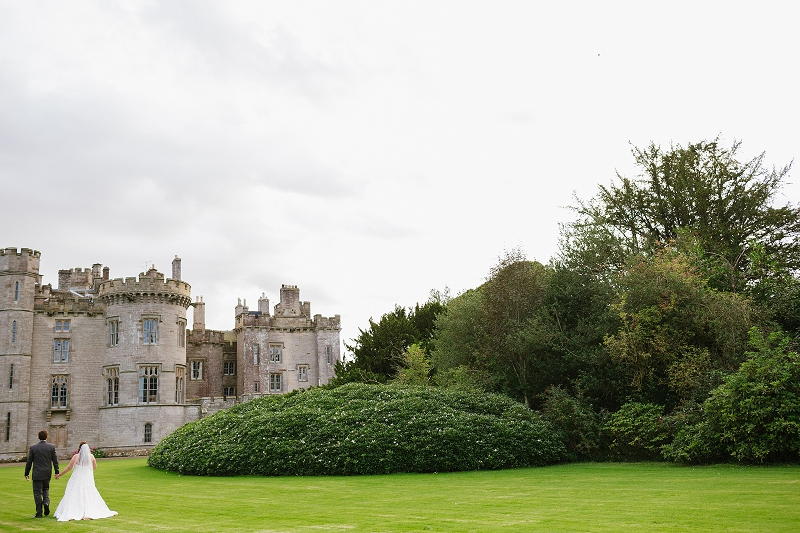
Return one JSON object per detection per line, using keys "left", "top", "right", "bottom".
{"left": 102, "top": 266, "right": 109, "bottom": 281}
{"left": 193, "top": 296, "right": 205, "bottom": 331}
{"left": 172, "top": 255, "right": 181, "bottom": 281}
{"left": 258, "top": 292, "right": 270, "bottom": 315}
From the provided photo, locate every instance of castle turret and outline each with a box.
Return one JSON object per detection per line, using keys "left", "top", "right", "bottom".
{"left": 95, "top": 260, "right": 191, "bottom": 450}
{"left": 0, "top": 247, "right": 40, "bottom": 459}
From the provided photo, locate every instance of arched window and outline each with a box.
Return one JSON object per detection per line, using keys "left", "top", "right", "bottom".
{"left": 11, "top": 321, "right": 16, "bottom": 343}
{"left": 105, "top": 368, "right": 119, "bottom": 406}
{"left": 14, "top": 281, "right": 19, "bottom": 301}
{"left": 51, "top": 376, "right": 68, "bottom": 408}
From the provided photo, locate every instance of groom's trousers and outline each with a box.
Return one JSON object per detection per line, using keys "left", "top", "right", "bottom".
{"left": 32, "top": 479, "right": 51, "bottom": 515}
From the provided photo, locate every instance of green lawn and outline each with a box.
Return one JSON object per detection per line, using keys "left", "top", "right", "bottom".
{"left": 1, "top": 459, "right": 798, "bottom": 532}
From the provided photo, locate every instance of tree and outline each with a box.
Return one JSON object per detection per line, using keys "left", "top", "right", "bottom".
{"left": 393, "top": 344, "right": 432, "bottom": 386}
{"left": 334, "top": 300, "right": 445, "bottom": 385}
{"left": 563, "top": 138, "right": 800, "bottom": 294}
{"left": 703, "top": 328, "right": 800, "bottom": 462}
{"left": 603, "top": 248, "right": 755, "bottom": 408}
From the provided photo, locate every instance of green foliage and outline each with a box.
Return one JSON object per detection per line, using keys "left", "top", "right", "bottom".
{"left": 393, "top": 344, "right": 432, "bottom": 385}
{"left": 703, "top": 328, "right": 800, "bottom": 462}
{"left": 605, "top": 402, "right": 670, "bottom": 460}
{"left": 431, "top": 287, "right": 486, "bottom": 373}
{"left": 337, "top": 300, "right": 445, "bottom": 384}
{"left": 566, "top": 139, "right": 800, "bottom": 294}
{"left": 432, "top": 250, "right": 569, "bottom": 408}
{"left": 603, "top": 249, "right": 754, "bottom": 408}
{"left": 540, "top": 386, "right": 607, "bottom": 461}
{"left": 148, "top": 383, "right": 566, "bottom": 476}
{"left": 661, "top": 401, "right": 725, "bottom": 464}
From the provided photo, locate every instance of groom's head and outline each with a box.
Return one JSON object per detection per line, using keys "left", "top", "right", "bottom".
{"left": 38, "top": 430, "right": 48, "bottom": 441}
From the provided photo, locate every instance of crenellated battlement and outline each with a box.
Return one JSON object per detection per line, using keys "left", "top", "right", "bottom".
{"left": 187, "top": 328, "right": 232, "bottom": 345}
{"left": 1, "top": 247, "right": 41, "bottom": 258}
{"left": 97, "top": 266, "right": 191, "bottom": 307}
{"left": 35, "top": 291, "right": 106, "bottom": 316}
{"left": 314, "top": 314, "right": 341, "bottom": 330}
{"left": 1, "top": 246, "right": 41, "bottom": 274}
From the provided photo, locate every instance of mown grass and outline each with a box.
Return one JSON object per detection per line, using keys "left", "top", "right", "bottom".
{"left": 1, "top": 459, "right": 798, "bottom": 532}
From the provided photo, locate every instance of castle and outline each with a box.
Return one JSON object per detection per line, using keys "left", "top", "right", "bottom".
{"left": 0, "top": 247, "right": 341, "bottom": 460}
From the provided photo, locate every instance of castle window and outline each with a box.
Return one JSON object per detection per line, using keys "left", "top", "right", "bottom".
{"left": 143, "top": 318, "right": 158, "bottom": 344}
{"left": 55, "top": 320, "right": 70, "bottom": 332}
{"left": 298, "top": 366, "right": 308, "bottom": 382}
{"left": 253, "top": 381, "right": 260, "bottom": 393}
{"left": 253, "top": 345, "right": 259, "bottom": 365}
{"left": 53, "top": 340, "right": 69, "bottom": 362}
{"left": 105, "top": 368, "right": 119, "bottom": 406}
{"left": 223, "top": 361, "right": 236, "bottom": 375}
{"left": 5, "top": 412, "right": 9, "bottom": 441}
{"left": 270, "top": 373, "right": 282, "bottom": 392}
{"left": 144, "top": 423, "right": 152, "bottom": 443}
{"left": 139, "top": 366, "right": 159, "bottom": 403}
{"left": 108, "top": 319, "right": 119, "bottom": 347}
{"left": 175, "top": 366, "right": 185, "bottom": 404}
{"left": 223, "top": 386, "right": 236, "bottom": 397}
{"left": 269, "top": 345, "right": 282, "bottom": 363}
{"left": 51, "top": 376, "right": 68, "bottom": 408}
{"left": 190, "top": 361, "right": 203, "bottom": 380}
{"left": 9, "top": 364, "right": 13, "bottom": 389}
{"left": 326, "top": 345, "right": 332, "bottom": 364}
{"left": 14, "top": 281, "right": 19, "bottom": 301}
{"left": 177, "top": 319, "right": 186, "bottom": 348}
{"left": 11, "top": 321, "right": 16, "bottom": 344}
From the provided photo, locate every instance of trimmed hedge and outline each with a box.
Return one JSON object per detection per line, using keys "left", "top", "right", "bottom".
{"left": 148, "top": 383, "right": 566, "bottom": 475}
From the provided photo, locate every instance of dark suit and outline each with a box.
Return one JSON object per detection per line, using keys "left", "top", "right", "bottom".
{"left": 24, "top": 440, "right": 59, "bottom": 517}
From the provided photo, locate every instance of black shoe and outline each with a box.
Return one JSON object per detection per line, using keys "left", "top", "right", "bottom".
{"left": 33, "top": 514, "right": 43, "bottom": 518}
{"left": 44, "top": 504, "right": 50, "bottom": 516}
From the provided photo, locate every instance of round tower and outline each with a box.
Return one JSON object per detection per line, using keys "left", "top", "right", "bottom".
{"left": 95, "top": 264, "right": 191, "bottom": 450}
{"left": 0, "top": 247, "right": 40, "bottom": 460}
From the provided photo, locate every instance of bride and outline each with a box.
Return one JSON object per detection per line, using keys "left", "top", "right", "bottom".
{"left": 54, "top": 442, "right": 117, "bottom": 521}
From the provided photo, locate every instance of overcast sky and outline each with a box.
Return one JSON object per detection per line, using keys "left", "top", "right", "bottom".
{"left": 3, "top": 1, "right": 799, "bottom": 352}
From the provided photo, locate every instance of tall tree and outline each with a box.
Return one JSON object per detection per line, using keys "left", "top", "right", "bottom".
{"left": 563, "top": 138, "right": 800, "bottom": 294}
{"left": 333, "top": 300, "right": 444, "bottom": 385}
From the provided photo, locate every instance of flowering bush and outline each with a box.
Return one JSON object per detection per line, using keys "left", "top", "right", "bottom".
{"left": 148, "top": 383, "right": 566, "bottom": 475}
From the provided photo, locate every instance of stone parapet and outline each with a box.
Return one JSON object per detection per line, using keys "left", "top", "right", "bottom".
{"left": 97, "top": 267, "right": 191, "bottom": 308}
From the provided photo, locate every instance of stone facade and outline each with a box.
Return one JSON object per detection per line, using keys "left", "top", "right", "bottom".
{"left": 0, "top": 247, "right": 341, "bottom": 461}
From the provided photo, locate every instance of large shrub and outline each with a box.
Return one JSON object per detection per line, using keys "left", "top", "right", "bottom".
{"left": 540, "top": 386, "right": 607, "bottom": 461}
{"left": 664, "top": 329, "right": 800, "bottom": 464}
{"left": 605, "top": 402, "right": 670, "bottom": 460}
{"left": 148, "top": 383, "right": 565, "bottom": 476}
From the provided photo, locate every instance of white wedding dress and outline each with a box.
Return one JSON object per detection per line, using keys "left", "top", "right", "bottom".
{"left": 54, "top": 444, "right": 117, "bottom": 521}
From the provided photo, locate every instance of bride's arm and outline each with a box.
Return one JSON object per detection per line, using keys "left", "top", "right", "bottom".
{"left": 56, "top": 454, "right": 78, "bottom": 479}
{"left": 91, "top": 455, "right": 97, "bottom": 470}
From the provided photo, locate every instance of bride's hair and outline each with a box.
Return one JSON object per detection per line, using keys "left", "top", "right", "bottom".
{"left": 79, "top": 440, "right": 88, "bottom": 448}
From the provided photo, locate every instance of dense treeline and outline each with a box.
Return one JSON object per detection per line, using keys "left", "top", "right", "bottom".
{"left": 338, "top": 138, "right": 800, "bottom": 464}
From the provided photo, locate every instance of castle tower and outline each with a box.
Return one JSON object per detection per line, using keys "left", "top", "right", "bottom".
{"left": 0, "top": 248, "right": 40, "bottom": 460}
{"left": 95, "top": 263, "right": 192, "bottom": 450}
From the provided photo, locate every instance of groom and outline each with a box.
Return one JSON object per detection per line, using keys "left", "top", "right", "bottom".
{"left": 24, "top": 430, "right": 60, "bottom": 518}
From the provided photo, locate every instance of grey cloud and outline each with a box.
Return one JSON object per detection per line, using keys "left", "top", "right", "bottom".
{"left": 139, "top": 1, "right": 350, "bottom": 100}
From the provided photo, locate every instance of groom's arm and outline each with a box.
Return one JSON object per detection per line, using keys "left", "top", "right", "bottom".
{"left": 24, "top": 447, "right": 33, "bottom": 479}
{"left": 51, "top": 446, "right": 60, "bottom": 475}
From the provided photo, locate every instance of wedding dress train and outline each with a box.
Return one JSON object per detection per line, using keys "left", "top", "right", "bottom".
{"left": 54, "top": 444, "right": 117, "bottom": 521}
